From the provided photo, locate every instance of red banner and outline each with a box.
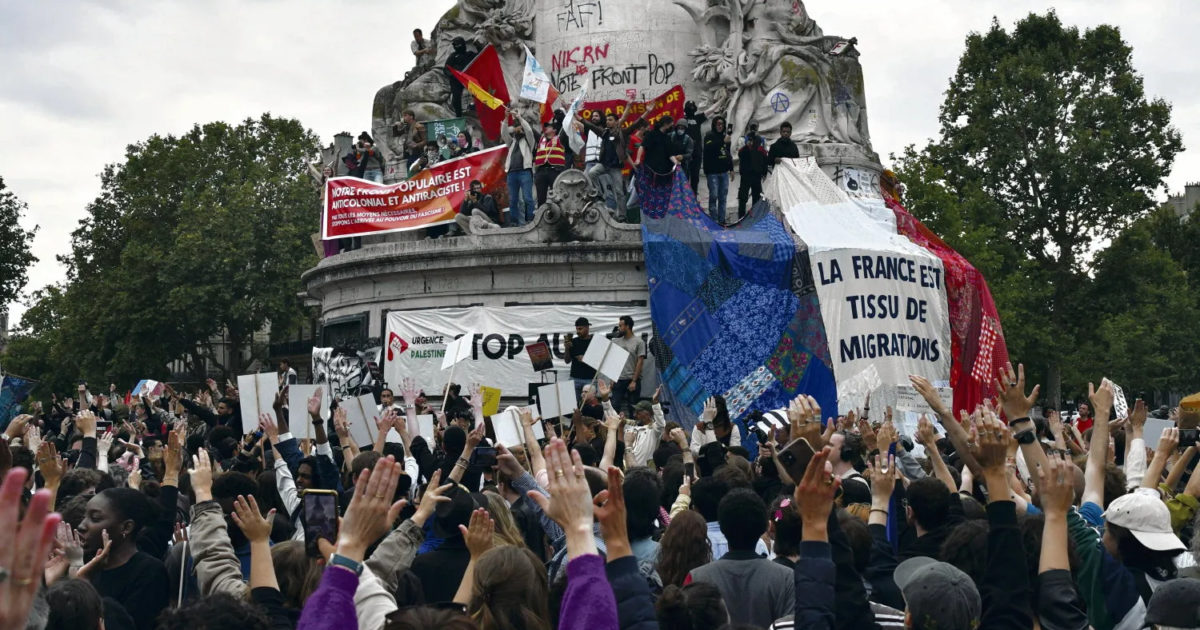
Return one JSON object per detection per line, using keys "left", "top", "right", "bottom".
{"left": 322, "top": 146, "right": 508, "bottom": 239}
{"left": 579, "top": 85, "right": 685, "bottom": 129}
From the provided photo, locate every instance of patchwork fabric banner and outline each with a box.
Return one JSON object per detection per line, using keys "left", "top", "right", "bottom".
{"left": 640, "top": 157, "right": 1007, "bottom": 421}
{"left": 639, "top": 167, "right": 838, "bottom": 425}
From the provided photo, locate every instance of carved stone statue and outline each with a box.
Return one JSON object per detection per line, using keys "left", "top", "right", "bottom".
{"left": 675, "top": 0, "right": 873, "bottom": 156}
{"left": 455, "top": 169, "right": 636, "bottom": 243}
{"left": 371, "top": 0, "right": 537, "bottom": 178}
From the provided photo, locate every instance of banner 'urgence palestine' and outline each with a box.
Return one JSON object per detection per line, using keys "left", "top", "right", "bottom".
{"left": 384, "top": 305, "right": 656, "bottom": 398}
{"left": 322, "top": 146, "right": 508, "bottom": 239}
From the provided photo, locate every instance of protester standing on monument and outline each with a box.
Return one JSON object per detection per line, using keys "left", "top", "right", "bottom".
{"left": 703, "top": 116, "right": 734, "bottom": 223}
{"left": 671, "top": 118, "right": 696, "bottom": 184}
{"left": 682, "top": 101, "right": 708, "bottom": 191}
{"left": 564, "top": 317, "right": 596, "bottom": 400}
{"left": 399, "top": 110, "right": 427, "bottom": 169}
{"left": 277, "top": 359, "right": 297, "bottom": 391}
{"left": 611, "top": 315, "right": 646, "bottom": 417}
{"left": 533, "top": 121, "right": 569, "bottom": 205}
{"left": 768, "top": 121, "right": 800, "bottom": 165}
{"left": 636, "top": 115, "right": 684, "bottom": 187}
{"left": 736, "top": 124, "right": 769, "bottom": 218}
{"left": 411, "top": 28, "right": 434, "bottom": 71}
{"left": 354, "top": 133, "right": 386, "bottom": 183}
{"left": 582, "top": 106, "right": 635, "bottom": 222}
{"left": 581, "top": 120, "right": 616, "bottom": 210}
{"left": 501, "top": 108, "right": 536, "bottom": 227}
{"left": 452, "top": 130, "right": 477, "bottom": 157}
{"left": 443, "top": 37, "right": 477, "bottom": 118}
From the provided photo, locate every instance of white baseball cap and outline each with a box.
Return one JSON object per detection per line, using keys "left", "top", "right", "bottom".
{"left": 1102, "top": 489, "right": 1186, "bottom": 552}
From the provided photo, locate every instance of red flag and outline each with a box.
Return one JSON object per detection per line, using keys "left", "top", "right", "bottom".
{"left": 464, "top": 44, "right": 511, "bottom": 141}
{"left": 540, "top": 84, "right": 561, "bottom": 124}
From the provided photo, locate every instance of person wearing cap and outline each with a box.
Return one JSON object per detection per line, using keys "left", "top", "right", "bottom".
{"left": 1065, "top": 381, "right": 1187, "bottom": 630}
{"left": 354, "top": 132, "right": 386, "bottom": 183}
{"left": 1143, "top": 578, "right": 1200, "bottom": 629}
{"left": 564, "top": 317, "right": 595, "bottom": 400}
{"left": 622, "top": 387, "right": 666, "bottom": 468}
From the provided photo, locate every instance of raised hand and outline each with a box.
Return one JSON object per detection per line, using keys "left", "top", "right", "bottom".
{"left": 1088, "top": 380, "right": 1114, "bottom": 414}
{"left": 260, "top": 413, "right": 279, "bottom": 444}
{"left": 459, "top": 508, "right": 495, "bottom": 559}
{"left": 230, "top": 495, "right": 275, "bottom": 544}
{"left": 909, "top": 375, "right": 950, "bottom": 417}
{"left": 411, "top": 470, "right": 453, "bottom": 528}
{"left": 24, "top": 425, "right": 43, "bottom": 455}
{"left": 1037, "top": 454, "right": 1076, "bottom": 515}
{"left": 597, "top": 379, "right": 612, "bottom": 400}
{"left": 968, "top": 408, "right": 1012, "bottom": 474}
{"left": 876, "top": 419, "right": 898, "bottom": 451}
{"left": 400, "top": 378, "right": 420, "bottom": 407}
{"left": 338, "top": 456, "right": 405, "bottom": 561}
{"left": 669, "top": 427, "right": 688, "bottom": 449}
{"left": 37, "top": 442, "right": 66, "bottom": 489}
{"left": 916, "top": 415, "right": 937, "bottom": 448}
{"left": 5, "top": 415, "right": 32, "bottom": 440}
{"left": 700, "top": 397, "right": 718, "bottom": 427}
{"left": 466, "top": 423, "right": 486, "bottom": 450}
{"left": 163, "top": 424, "right": 185, "bottom": 482}
{"left": 867, "top": 452, "right": 898, "bottom": 501}
{"left": 128, "top": 469, "right": 143, "bottom": 489}
{"left": 496, "top": 444, "right": 527, "bottom": 478}
{"left": 189, "top": 450, "right": 215, "bottom": 503}
{"left": 75, "top": 410, "right": 98, "bottom": 437}
{"left": 652, "top": 386, "right": 663, "bottom": 405}
{"left": 528, "top": 439, "right": 594, "bottom": 535}
{"left": 593, "top": 466, "right": 629, "bottom": 549}
{"left": 793, "top": 446, "right": 839, "bottom": 540}
{"left": 1130, "top": 399, "right": 1148, "bottom": 431}
{"left": 75, "top": 530, "right": 112, "bottom": 580}
{"left": 995, "top": 363, "right": 1039, "bottom": 420}
{"left": 307, "top": 389, "right": 324, "bottom": 419}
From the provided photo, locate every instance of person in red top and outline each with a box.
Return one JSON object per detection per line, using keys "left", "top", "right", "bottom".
{"left": 534, "top": 121, "right": 570, "bottom": 205}
{"left": 1075, "top": 402, "right": 1094, "bottom": 432}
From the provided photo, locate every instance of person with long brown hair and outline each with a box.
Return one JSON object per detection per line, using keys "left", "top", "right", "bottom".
{"left": 655, "top": 510, "right": 712, "bottom": 587}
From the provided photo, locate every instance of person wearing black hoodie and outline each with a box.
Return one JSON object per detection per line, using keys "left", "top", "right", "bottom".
{"left": 702, "top": 117, "right": 733, "bottom": 223}
{"left": 736, "top": 125, "right": 769, "bottom": 218}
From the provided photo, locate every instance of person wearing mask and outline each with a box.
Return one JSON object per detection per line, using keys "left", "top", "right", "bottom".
{"left": 452, "top": 130, "right": 477, "bottom": 157}
{"left": 443, "top": 37, "right": 477, "bottom": 117}
{"left": 670, "top": 118, "right": 696, "bottom": 184}
{"left": 768, "top": 121, "right": 800, "bottom": 165}
{"left": 703, "top": 117, "right": 733, "bottom": 223}
{"left": 581, "top": 105, "right": 635, "bottom": 222}
{"left": 736, "top": 123, "right": 769, "bottom": 219}
{"left": 534, "top": 121, "right": 570, "bottom": 205}
{"left": 502, "top": 108, "right": 537, "bottom": 227}
{"left": 681, "top": 101, "right": 708, "bottom": 191}
{"left": 411, "top": 28, "right": 434, "bottom": 71}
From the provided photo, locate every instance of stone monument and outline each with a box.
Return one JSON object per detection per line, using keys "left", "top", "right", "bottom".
{"left": 304, "top": 0, "right": 884, "bottom": 359}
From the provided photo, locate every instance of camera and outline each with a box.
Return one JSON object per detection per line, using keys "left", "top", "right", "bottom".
{"left": 1181, "top": 429, "right": 1199, "bottom": 449}
{"left": 605, "top": 325, "right": 622, "bottom": 339}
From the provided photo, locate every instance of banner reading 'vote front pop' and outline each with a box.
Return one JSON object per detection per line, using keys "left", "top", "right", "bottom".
{"left": 322, "top": 145, "right": 508, "bottom": 239}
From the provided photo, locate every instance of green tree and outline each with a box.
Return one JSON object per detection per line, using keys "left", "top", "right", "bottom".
{"left": 1, "top": 286, "right": 74, "bottom": 397}
{"left": 895, "top": 11, "right": 1182, "bottom": 404}
{"left": 0, "top": 176, "right": 37, "bottom": 310}
{"left": 42, "top": 114, "right": 321, "bottom": 384}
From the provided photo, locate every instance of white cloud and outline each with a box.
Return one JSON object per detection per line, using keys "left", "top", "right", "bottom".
{"left": 4, "top": 0, "right": 1198, "bottom": 326}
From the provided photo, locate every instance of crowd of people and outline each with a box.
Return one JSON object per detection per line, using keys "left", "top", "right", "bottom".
{"left": 3, "top": 358, "right": 1200, "bottom": 630}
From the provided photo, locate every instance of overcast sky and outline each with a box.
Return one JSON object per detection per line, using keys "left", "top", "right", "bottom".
{"left": 3, "top": 0, "right": 1198, "bottom": 326}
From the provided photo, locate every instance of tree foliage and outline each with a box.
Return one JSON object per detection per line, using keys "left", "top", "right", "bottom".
{"left": 4, "top": 114, "right": 320, "bottom": 387}
{"left": 895, "top": 11, "right": 1184, "bottom": 405}
{"left": 0, "top": 176, "right": 37, "bottom": 310}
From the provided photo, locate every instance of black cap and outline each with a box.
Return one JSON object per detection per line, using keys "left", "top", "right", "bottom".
{"left": 1145, "top": 578, "right": 1200, "bottom": 627}
{"left": 575, "top": 317, "right": 590, "bottom": 327}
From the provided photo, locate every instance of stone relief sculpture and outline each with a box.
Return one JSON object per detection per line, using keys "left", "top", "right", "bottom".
{"left": 674, "top": 0, "right": 872, "bottom": 156}
{"left": 455, "top": 169, "right": 636, "bottom": 244}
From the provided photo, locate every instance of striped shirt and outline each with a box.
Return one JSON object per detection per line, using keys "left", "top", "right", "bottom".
{"left": 769, "top": 602, "right": 906, "bottom": 630}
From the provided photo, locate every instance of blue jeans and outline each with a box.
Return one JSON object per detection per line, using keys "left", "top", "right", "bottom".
{"left": 507, "top": 169, "right": 535, "bottom": 226}
{"left": 707, "top": 172, "right": 729, "bottom": 223}
{"left": 364, "top": 169, "right": 383, "bottom": 183}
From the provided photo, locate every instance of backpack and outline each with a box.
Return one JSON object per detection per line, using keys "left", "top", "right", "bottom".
{"left": 342, "top": 151, "right": 360, "bottom": 172}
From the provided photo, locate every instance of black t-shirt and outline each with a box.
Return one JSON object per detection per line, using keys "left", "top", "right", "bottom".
{"left": 568, "top": 335, "right": 596, "bottom": 380}
{"left": 641, "top": 129, "right": 675, "bottom": 174}
{"left": 90, "top": 551, "right": 169, "bottom": 630}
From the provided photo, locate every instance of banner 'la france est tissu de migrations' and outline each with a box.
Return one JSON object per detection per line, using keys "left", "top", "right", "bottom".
{"left": 322, "top": 145, "right": 507, "bottom": 239}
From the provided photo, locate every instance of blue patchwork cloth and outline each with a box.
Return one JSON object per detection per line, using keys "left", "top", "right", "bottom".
{"left": 639, "top": 167, "right": 836, "bottom": 426}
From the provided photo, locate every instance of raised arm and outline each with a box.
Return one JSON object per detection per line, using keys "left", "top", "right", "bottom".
{"left": 520, "top": 409, "right": 548, "bottom": 480}
{"left": 910, "top": 375, "right": 983, "bottom": 476}
{"left": 1034, "top": 455, "right": 1090, "bottom": 630}
{"left": 1081, "top": 381, "right": 1113, "bottom": 508}
{"left": 915, "top": 416, "right": 956, "bottom": 492}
